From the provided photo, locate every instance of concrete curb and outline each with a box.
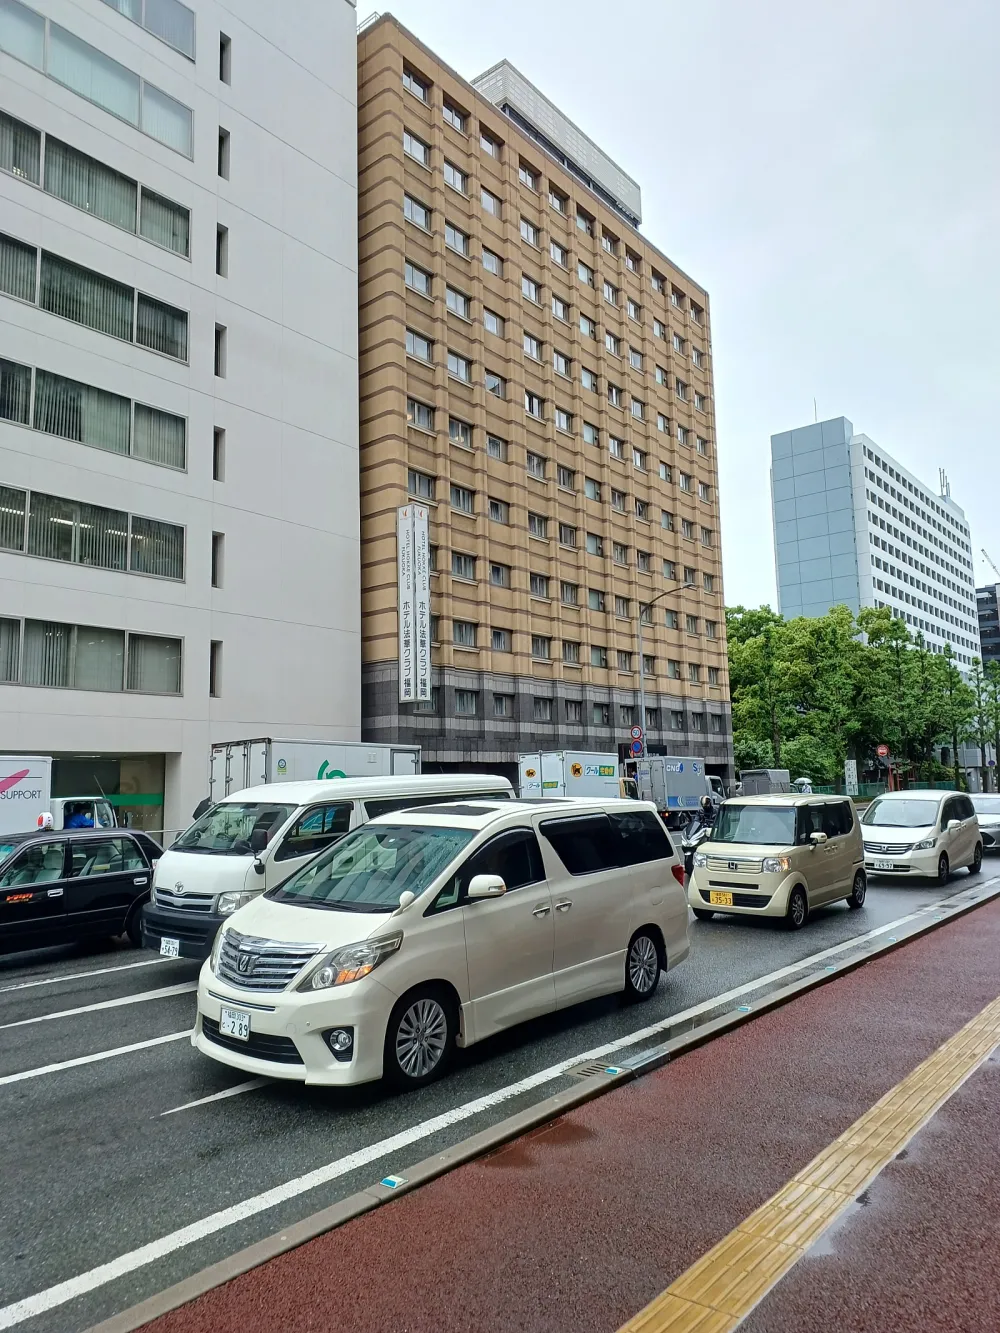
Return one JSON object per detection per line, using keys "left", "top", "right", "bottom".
{"left": 86, "top": 876, "right": 1000, "bottom": 1333}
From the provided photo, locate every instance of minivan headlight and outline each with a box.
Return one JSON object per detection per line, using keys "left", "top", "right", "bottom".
{"left": 692, "top": 852, "right": 708, "bottom": 868}
{"left": 217, "top": 890, "right": 257, "bottom": 915}
{"left": 762, "top": 856, "right": 791, "bottom": 873}
{"left": 912, "top": 836, "right": 937, "bottom": 851}
{"left": 298, "top": 932, "right": 402, "bottom": 991}
{"left": 209, "top": 927, "right": 225, "bottom": 971}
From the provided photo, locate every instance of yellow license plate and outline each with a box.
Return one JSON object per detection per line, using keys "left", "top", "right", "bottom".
{"left": 709, "top": 891, "right": 734, "bottom": 906}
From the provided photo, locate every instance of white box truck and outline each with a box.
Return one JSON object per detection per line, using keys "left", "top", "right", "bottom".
{"left": 209, "top": 738, "right": 421, "bottom": 801}
{"left": 0, "top": 756, "right": 116, "bottom": 835}
{"left": 518, "top": 751, "right": 623, "bottom": 799}
{"left": 636, "top": 755, "right": 720, "bottom": 828}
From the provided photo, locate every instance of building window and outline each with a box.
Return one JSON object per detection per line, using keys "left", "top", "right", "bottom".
{"left": 605, "top": 332, "right": 621, "bottom": 357}
{"left": 651, "top": 272, "right": 665, "bottom": 293}
{"left": 585, "top": 478, "right": 601, "bottom": 501}
{"left": 529, "top": 572, "right": 550, "bottom": 598}
{"left": 561, "top": 581, "right": 579, "bottom": 605}
{"left": 402, "top": 130, "right": 429, "bottom": 165}
{"left": 405, "top": 260, "right": 432, "bottom": 296}
{"left": 629, "top": 347, "right": 643, "bottom": 370}
{"left": 633, "top": 448, "right": 648, "bottom": 472}
{"left": 449, "top": 417, "right": 472, "bottom": 448}
{"left": 663, "top": 559, "right": 677, "bottom": 580}
{"left": 576, "top": 210, "right": 594, "bottom": 236}
{"left": 403, "top": 194, "right": 431, "bottom": 230}
{"left": 533, "top": 696, "right": 553, "bottom": 721}
{"left": 675, "top": 379, "right": 689, "bottom": 400}
{"left": 553, "top": 350, "right": 570, "bottom": 377}
{"left": 710, "top": 709, "right": 722, "bottom": 729}
{"left": 583, "top": 423, "right": 599, "bottom": 447}
{"left": 682, "top": 519, "right": 695, "bottom": 540}
{"left": 691, "top": 711, "right": 705, "bottom": 732}
{"left": 407, "top": 469, "right": 434, "bottom": 499}
{"left": 684, "top": 565, "right": 697, "bottom": 584}
{"left": 406, "top": 399, "right": 434, "bottom": 431}
{"left": 480, "top": 130, "right": 500, "bottom": 157}
{"left": 455, "top": 689, "right": 478, "bottom": 714}
{"left": 593, "top": 702, "right": 610, "bottom": 725}
{"left": 523, "top": 332, "right": 542, "bottom": 361}
{"left": 706, "top": 620, "right": 718, "bottom": 640}
{"left": 447, "top": 351, "right": 472, "bottom": 382}
{"left": 480, "top": 187, "right": 502, "bottom": 218}
{"left": 483, "top": 309, "right": 504, "bottom": 337}
{"left": 453, "top": 620, "right": 478, "bottom": 648}
{"left": 443, "top": 161, "right": 468, "bottom": 194}
{"left": 491, "top": 627, "right": 510, "bottom": 652}
{"left": 611, "top": 489, "right": 626, "bottom": 512}
{"left": 522, "top": 274, "right": 541, "bottom": 303}
{"left": 215, "top": 223, "right": 228, "bottom": 277}
{"left": 628, "top": 299, "right": 641, "bottom": 321}
{"left": 549, "top": 189, "right": 567, "bottom": 213}
{"left": 528, "top": 513, "right": 548, "bottom": 539}
{"left": 653, "top": 318, "right": 666, "bottom": 339}
{"left": 445, "top": 223, "right": 469, "bottom": 255}
{"left": 698, "top": 481, "right": 712, "bottom": 502}
{"left": 602, "top": 232, "right": 618, "bottom": 256}
{"left": 446, "top": 286, "right": 471, "bottom": 319}
{"left": 608, "top": 383, "right": 622, "bottom": 407}
{"left": 625, "top": 250, "right": 640, "bottom": 273}
{"left": 566, "top": 698, "right": 583, "bottom": 722}
{"left": 636, "top": 550, "right": 651, "bottom": 572}
{"left": 579, "top": 368, "right": 597, "bottom": 393}
{"left": 403, "top": 67, "right": 429, "bottom": 100}
{"left": 655, "top": 365, "right": 668, "bottom": 387}
{"left": 689, "top": 663, "right": 701, "bottom": 683}
{"left": 486, "top": 434, "right": 507, "bottom": 461}
{"left": 619, "top": 704, "right": 635, "bottom": 727}
{"left": 586, "top": 533, "right": 604, "bottom": 556}
{"left": 591, "top": 645, "right": 608, "bottom": 668}
{"left": 452, "top": 551, "right": 476, "bottom": 580}
{"left": 609, "top": 436, "right": 625, "bottom": 460}
{"left": 212, "top": 427, "right": 225, "bottom": 482}
{"left": 443, "top": 101, "right": 466, "bottom": 132}
{"left": 552, "top": 294, "right": 570, "bottom": 322}
{"left": 482, "top": 248, "right": 503, "bottom": 276}
{"left": 665, "top": 609, "right": 679, "bottom": 629}
{"left": 701, "top": 527, "right": 714, "bottom": 547}
{"left": 450, "top": 485, "right": 474, "bottom": 514}
{"left": 708, "top": 667, "right": 721, "bottom": 686}
{"left": 694, "top": 392, "right": 707, "bottom": 412}
{"left": 558, "top": 522, "right": 577, "bottom": 547}
{"left": 614, "top": 595, "right": 629, "bottom": 617}
{"left": 488, "top": 498, "right": 509, "bottom": 523}
{"left": 555, "top": 408, "right": 573, "bottom": 434}
{"left": 635, "top": 499, "right": 649, "bottom": 521}
{"left": 531, "top": 637, "right": 551, "bottom": 662}
{"left": 519, "top": 161, "right": 539, "bottom": 190}
{"left": 692, "top": 348, "right": 704, "bottom": 368}
{"left": 578, "top": 260, "right": 595, "bottom": 287}
{"left": 524, "top": 390, "right": 544, "bottom": 418}
{"left": 520, "top": 217, "right": 539, "bottom": 246}
{"left": 212, "top": 323, "right": 227, "bottom": 376}
{"left": 696, "top": 436, "right": 709, "bottom": 456}
{"left": 686, "top": 614, "right": 699, "bottom": 634}
{"left": 580, "top": 315, "right": 596, "bottom": 338}
{"left": 613, "top": 542, "right": 628, "bottom": 566}
{"left": 661, "top": 510, "right": 674, "bottom": 531}
{"left": 406, "top": 329, "right": 432, "bottom": 362}
{"left": 489, "top": 562, "right": 512, "bottom": 590}
{"left": 588, "top": 589, "right": 605, "bottom": 611}
{"left": 493, "top": 692, "right": 512, "bottom": 716}
{"left": 526, "top": 451, "right": 546, "bottom": 479}
{"left": 679, "top": 472, "right": 693, "bottom": 492}
{"left": 210, "top": 531, "right": 225, "bottom": 589}
{"left": 631, "top": 400, "right": 645, "bottom": 422}
{"left": 550, "top": 239, "right": 567, "bottom": 266}
{"left": 557, "top": 465, "right": 576, "bottom": 490}
{"left": 603, "top": 279, "right": 618, "bottom": 306}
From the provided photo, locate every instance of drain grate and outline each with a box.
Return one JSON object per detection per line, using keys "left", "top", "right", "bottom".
{"left": 566, "top": 1061, "right": 619, "bottom": 1080}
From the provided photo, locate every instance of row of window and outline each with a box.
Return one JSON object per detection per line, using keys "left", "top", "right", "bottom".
{"left": 0, "top": 356, "right": 186, "bottom": 470}
{"left": 448, "top": 621, "right": 721, "bottom": 678}
{"left": 0, "top": 484, "right": 184, "bottom": 581}
{"left": 862, "top": 446, "right": 970, "bottom": 548}
{"left": 401, "top": 69, "right": 705, "bottom": 319}
{"left": 865, "top": 479, "right": 973, "bottom": 587}
{"left": 0, "top": 0, "right": 193, "bottom": 156}
{"left": 99, "top": 0, "right": 196, "bottom": 61}
{"left": 1, "top": 108, "right": 191, "bottom": 258}
{"left": 867, "top": 516, "right": 976, "bottom": 633}
{"left": 869, "top": 541, "right": 976, "bottom": 631}
{"left": 0, "top": 231, "right": 189, "bottom": 361}
{"left": 432, "top": 686, "right": 723, "bottom": 731}
{"left": 0, "top": 615, "right": 182, "bottom": 695}
{"left": 872, "top": 602, "right": 975, "bottom": 667}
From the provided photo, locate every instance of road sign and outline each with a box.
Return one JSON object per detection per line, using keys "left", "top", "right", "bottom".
{"left": 630, "top": 725, "right": 644, "bottom": 741}
{"left": 877, "top": 744, "right": 890, "bottom": 758}
{"left": 630, "top": 740, "right": 643, "bottom": 756}
{"left": 844, "top": 759, "right": 859, "bottom": 797}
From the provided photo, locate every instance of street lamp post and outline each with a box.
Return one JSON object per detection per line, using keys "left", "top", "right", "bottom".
{"left": 636, "top": 580, "right": 696, "bottom": 757}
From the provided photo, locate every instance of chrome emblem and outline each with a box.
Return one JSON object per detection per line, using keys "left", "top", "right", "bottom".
{"left": 173, "top": 882, "right": 186, "bottom": 896}
{"left": 236, "top": 952, "right": 257, "bottom": 975}
{"left": 728, "top": 861, "right": 739, "bottom": 871}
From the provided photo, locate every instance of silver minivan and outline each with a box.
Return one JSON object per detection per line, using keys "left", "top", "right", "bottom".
{"left": 862, "top": 790, "right": 982, "bottom": 883}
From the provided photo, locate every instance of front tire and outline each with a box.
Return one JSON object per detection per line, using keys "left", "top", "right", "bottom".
{"left": 785, "top": 886, "right": 808, "bottom": 930}
{"left": 969, "top": 843, "right": 983, "bottom": 876}
{"left": 383, "top": 986, "right": 455, "bottom": 1090}
{"left": 846, "top": 870, "right": 867, "bottom": 910}
{"left": 623, "top": 928, "right": 662, "bottom": 1002}
{"left": 124, "top": 903, "right": 145, "bottom": 948}
{"left": 935, "top": 853, "right": 950, "bottom": 886}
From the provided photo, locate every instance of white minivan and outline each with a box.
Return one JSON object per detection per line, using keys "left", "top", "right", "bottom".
{"left": 141, "top": 774, "right": 514, "bottom": 959}
{"left": 193, "top": 799, "right": 689, "bottom": 1089}
{"left": 861, "top": 790, "right": 982, "bottom": 883}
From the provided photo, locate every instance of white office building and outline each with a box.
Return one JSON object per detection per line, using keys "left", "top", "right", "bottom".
{"left": 0, "top": 0, "right": 360, "bottom": 838}
{"left": 771, "top": 418, "right": 979, "bottom": 665}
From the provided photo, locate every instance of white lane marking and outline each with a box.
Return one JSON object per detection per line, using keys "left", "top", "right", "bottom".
{"left": 1, "top": 885, "right": 993, "bottom": 1328}
{"left": 160, "top": 1079, "right": 269, "bottom": 1116}
{"left": 0, "top": 958, "right": 171, "bottom": 996}
{"left": 0, "top": 1031, "right": 190, "bottom": 1088}
{"left": 0, "top": 983, "right": 197, "bottom": 1031}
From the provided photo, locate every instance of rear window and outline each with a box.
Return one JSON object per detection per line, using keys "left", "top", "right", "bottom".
{"left": 540, "top": 810, "right": 673, "bottom": 875}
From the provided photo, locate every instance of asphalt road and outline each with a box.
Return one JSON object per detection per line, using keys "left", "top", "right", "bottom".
{"left": 0, "top": 873, "right": 989, "bottom": 1333}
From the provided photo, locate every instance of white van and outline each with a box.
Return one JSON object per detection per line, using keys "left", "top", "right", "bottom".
{"left": 140, "top": 774, "right": 514, "bottom": 959}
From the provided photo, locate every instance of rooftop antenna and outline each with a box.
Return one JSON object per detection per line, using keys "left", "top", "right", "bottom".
{"left": 813, "top": 397, "right": 817, "bottom": 423}
{"left": 939, "top": 467, "right": 951, "bottom": 499}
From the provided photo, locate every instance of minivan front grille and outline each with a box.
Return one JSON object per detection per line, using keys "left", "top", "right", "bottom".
{"left": 705, "top": 855, "right": 763, "bottom": 874}
{"left": 154, "top": 888, "right": 215, "bottom": 913}
{"left": 215, "top": 929, "right": 321, "bottom": 992}
{"left": 863, "top": 842, "right": 912, "bottom": 856}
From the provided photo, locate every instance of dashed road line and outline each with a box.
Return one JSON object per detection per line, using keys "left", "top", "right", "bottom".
{"left": 160, "top": 1079, "right": 269, "bottom": 1116}
{"left": 0, "top": 958, "right": 171, "bottom": 995}
{"left": 0, "top": 983, "right": 197, "bottom": 1031}
{"left": 0, "top": 1031, "right": 191, "bottom": 1089}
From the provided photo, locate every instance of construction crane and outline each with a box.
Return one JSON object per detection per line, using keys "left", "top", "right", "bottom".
{"left": 982, "top": 548, "right": 1000, "bottom": 580}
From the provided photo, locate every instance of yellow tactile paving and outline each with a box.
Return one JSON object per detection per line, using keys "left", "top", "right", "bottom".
{"left": 617, "top": 993, "right": 1000, "bottom": 1333}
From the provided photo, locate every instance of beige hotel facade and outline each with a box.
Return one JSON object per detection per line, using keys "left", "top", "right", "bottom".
{"left": 358, "top": 15, "right": 733, "bottom": 783}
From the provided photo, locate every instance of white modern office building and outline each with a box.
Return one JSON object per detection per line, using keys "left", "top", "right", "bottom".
{"left": 771, "top": 418, "right": 979, "bottom": 665}
{"left": 0, "top": 0, "right": 360, "bottom": 837}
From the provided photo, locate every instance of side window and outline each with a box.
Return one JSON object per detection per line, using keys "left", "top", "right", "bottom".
{"left": 274, "top": 804, "right": 353, "bottom": 861}
{"left": 839, "top": 802, "right": 855, "bottom": 834}
{"left": 429, "top": 829, "right": 544, "bottom": 912}
{"left": 116, "top": 837, "right": 147, "bottom": 870}
{"left": 609, "top": 810, "right": 674, "bottom": 865}
{"left": 941, "top": 797, "right": 959, "bottom": 826}
{"left": 540, "top": 815, "right": 619, "bottom": 875}
{"left": 797, "top": 805, "right": 825, "bottom": 843}
{"left": 820, "top": 803, "right": 843, "bottom": 839}
{"left": 70, "top": 839, "right": 127, "bottom": 877}
{"left": 960, "top": 796, "right": 976, "bottom": 821}
{"left": 0, "top": 843, "right": 66, "bottom": 887}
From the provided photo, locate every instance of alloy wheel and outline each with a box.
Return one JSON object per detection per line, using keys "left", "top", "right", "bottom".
{"left": 629, "top": 934, "right": 659, "bottom": 994}
{"left": 394, "top": 997, "right": 448, "bottom": 1079}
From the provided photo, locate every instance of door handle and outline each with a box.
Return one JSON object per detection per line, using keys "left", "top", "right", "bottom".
{"left": 134, "top": 877, "right": 148, "bottom": 885}
{"left": 47, "top": 888, "right": 64, "bottom": 898}
{"left": 554, "top": 900, "right": 572, "bottom": 912}
{"left": 532, "top": 904, "right": 551, "bottom": 918}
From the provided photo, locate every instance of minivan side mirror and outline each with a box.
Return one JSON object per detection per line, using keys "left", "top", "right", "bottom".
{"left": 467, "top": 874, "right": 506, "bottom": 899}
{"left": 248, "top": 828, "right": 269, "bottom": 854}
{"left": 947, "top": 819, "right": 961, "bottom": 831}
{"left": 809, "top": 831, "right": 828, "bottom": 845}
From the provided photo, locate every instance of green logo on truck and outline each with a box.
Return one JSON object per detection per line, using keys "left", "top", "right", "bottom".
{"left": 316, "top": 761, "right": 347, "bottom": 780}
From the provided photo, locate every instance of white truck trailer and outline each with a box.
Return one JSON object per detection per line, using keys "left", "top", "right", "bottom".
{"left": 636, "top": 755, "right": 721, "bottom": 828}
{"left": 0, "top": 756, "right": 116, "bottom": 835}
{"left": 208, "top": 737, "right": 421, "bottom": 801}
{"left": 518, "top": 751, "right": 624, "bottom": 799}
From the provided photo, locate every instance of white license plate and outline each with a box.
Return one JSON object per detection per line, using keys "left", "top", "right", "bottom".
{"left": 159, "top": 936, "right": 180, "bottom": 958}
{"left": 220, "top": 1007, "right": 251, "bottom": 1042}
{"left": 872, "top": 859, "right": 894, "bottom": 871}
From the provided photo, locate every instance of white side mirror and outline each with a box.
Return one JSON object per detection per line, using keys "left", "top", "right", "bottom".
{"left": 947, "top": 819, "right": 961, "bottom": 831}
{"left": 396, "top": 890, "right": 416, "bottom": 910}
{"left": 468, "top": 873, "right": 506, "bottom": 899}
{"left": 810, "top": 831, "right": 828, "bottom": 845}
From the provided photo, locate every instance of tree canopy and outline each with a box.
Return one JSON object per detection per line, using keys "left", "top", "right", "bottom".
{"left": 727, "top": 604, "right": 978, "bottom": 786}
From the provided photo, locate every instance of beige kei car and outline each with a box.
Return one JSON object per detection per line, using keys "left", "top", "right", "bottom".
{"left": 688, "top": 794, "right": 866, "bottom": 929}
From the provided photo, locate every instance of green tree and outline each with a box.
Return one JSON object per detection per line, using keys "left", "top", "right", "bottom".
{"left": 966, "top": 659, "right": 991, "bottom": 791}
{"left": 985, "top": 661, "right": 1000, "bottom": 792}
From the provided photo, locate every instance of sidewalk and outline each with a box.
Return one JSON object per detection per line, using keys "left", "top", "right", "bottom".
{"left": 140, "top": 898, "right": 1000, "bottom": 1333}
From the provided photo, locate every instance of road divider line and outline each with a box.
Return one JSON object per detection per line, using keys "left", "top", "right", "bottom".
{"left": 0, "top": 983, "right": 197, "bottom": 1031}
{"left": 3, "top": 888, "right": 993, "bottom": 1330}
{"left": 160, "top": 1080, "right": 269, "bottom": 1117}
{"left": 0, "top": 1031, "right": 191, "bottom": 1089}
{"left": 0, "top": 958, "right": 170, "bottom": 995}
{"left": 617, "top": 992, "right": 1000, "bottom": 1332}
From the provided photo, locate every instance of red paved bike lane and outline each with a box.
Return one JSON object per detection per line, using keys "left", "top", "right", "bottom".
{"left": 140, "top": 898, "right": 1000, "bottom": 1333}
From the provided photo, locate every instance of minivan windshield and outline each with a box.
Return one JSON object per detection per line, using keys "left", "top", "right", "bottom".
{"left": 711, "top": 804, "right": 797, "bottom": 846}
{"left": 971, "top": 796, "right": 1000, "bottom": 816}
{"left": 172, "top": 802, "right": 295, "bottom": 854}
{"left": 862, "top": 799, "right": 939, "bottom": 828}
{"left": 268, "top": 823, "right": 475, "bottom": 912}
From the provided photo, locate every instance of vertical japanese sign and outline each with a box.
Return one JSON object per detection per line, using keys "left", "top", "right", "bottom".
{"left": 398, "top": 506, "right": 431, "bottom": 702}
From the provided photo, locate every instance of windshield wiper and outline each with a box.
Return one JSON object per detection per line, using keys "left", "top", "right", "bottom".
{"left": 282, "top": 896, "right": 390, "bottom": 913}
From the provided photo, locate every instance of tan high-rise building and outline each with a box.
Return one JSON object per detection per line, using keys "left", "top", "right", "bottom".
{"left": 358, "top": 15, "right": 732, "bottom": 782}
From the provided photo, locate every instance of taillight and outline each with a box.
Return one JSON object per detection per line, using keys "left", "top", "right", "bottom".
{"left": 671, "top": 863, "right": 685, "bottom": 885}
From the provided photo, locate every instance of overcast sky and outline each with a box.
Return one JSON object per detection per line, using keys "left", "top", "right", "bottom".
{"left": 373, "top": 0, "right": 1000, "bottom": 607}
